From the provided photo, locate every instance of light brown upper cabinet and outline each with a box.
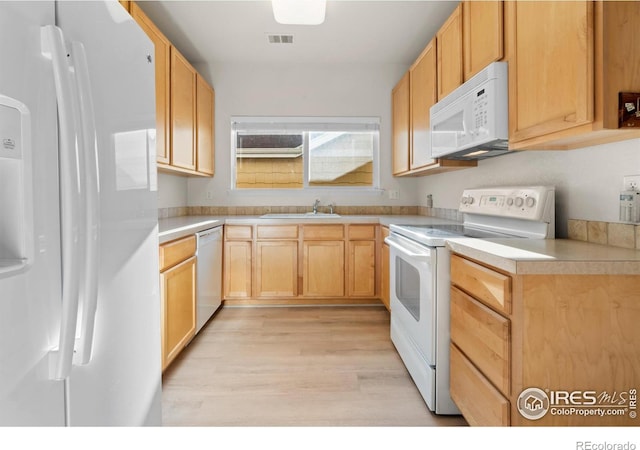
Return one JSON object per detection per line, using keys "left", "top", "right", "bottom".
{"left": 170, "top": 47, "right": 197, "bottom": 172}
{"left": 506, "top": 1, "right": 640, "bottom": 150}
{"left": 436, "top": 3, "right": 463, "bottom": 100}
{"left": 391, "top": 72, "right": 410, "bottom": 175}
{"left": 409, "top": 39, "right": 437, "bottom": 170}
{"left": 196, "top": 74, "right": 215, "bottom": 176}
{"left": 392, "top": 36, "right": 476, "bottom": 177}
{"left": 463, "top": 1, "right": 504, "bottom": 81}
{"left": 131, "top": 2, "right": 171, "bottom": 165}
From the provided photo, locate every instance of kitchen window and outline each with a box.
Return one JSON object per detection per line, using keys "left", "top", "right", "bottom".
{"left": 231, "top": 117, "right": 380, "bottom": 190}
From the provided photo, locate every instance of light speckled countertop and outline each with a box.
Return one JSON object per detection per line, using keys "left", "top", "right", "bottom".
{"left": 158, "top": 215, "right": 459, "bottom": 244}
{"left": 446, "top": 237, "right": 640, "bottom": 275}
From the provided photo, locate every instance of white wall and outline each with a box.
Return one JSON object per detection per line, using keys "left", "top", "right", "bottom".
{"left": 416, "top": 138, "right": 640, "bottom": 237}
{"left": 184, "top": 62, "right": 421, "bottom": 207}
{"left": 157, "top": 172, "right": 188, "bottom": 209}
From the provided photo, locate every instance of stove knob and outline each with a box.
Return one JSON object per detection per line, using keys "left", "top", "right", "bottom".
{"left": 507, "top": 197, "right": 514, "bottom": 206}
{"left": 526, "top": 197, "right": 536, "bottom": 208}
{"left": 466, "top": 196, "right": 475, "bottom": 205}
{"left": 515, "top": 197, "right": 524, "bottom": 207}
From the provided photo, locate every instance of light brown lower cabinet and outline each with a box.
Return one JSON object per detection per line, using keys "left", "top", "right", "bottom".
{"left": 303, "top": 240, "right": 345, "bottom": 297}
{"left": 449, "top": 253, "right": 640, "bottom": 426}
{"left": 159, "top": 236, "right": 196, "bottom": 371}
{"left": 380, "top": 229, "right": 391, "bottom": 311}
{"left": 223, "top": 223, "right": 386, "bottom": 305}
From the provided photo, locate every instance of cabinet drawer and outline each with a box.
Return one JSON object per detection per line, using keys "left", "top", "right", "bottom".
{"left": 450, "top": 343, "right": 510, "bottom": 426}
{"left": 159, "top": 235, "right": 196, "bottom": 272}
{"left": 225, "top": 225, "right": 253, "bottom": 240}
{"left": 257, "top": 225, "right": 298, "bottom": 239}
{"left": 450, "top": 286, "right": 510, "bottom": 395}
{"left": 348, "top": 224, "right": 376, "bottom": 240}
{"left": 450, "top": 254, "right": 511, "bottom": 314}
{"left": 303, "top": 225, "right": 344, "bottom": 240}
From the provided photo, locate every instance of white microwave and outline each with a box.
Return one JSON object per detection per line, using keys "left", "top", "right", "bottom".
{"left": 430, "top": 62, "right": 510, "bottom": 160}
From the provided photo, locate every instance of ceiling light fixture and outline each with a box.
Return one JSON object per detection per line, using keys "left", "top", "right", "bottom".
{"left": 271, "top": 0, "right": 326, "bottom": 25}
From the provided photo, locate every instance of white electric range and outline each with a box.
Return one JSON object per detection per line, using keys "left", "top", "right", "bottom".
{"left": 385, "top": 186, "right": 555, "bottom": 414}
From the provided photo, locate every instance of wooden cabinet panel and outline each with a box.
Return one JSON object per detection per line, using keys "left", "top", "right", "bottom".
{"left": 170, "top": 47, "right": 197, "bottom": 171}
{"left": 225, "top": 225, "right": 253, "bottom": 240}
{"left": 391, "top": 72, "right": 410, "bottom": 175}
{"left": 224, "top": 241, "right": 252, "bottom": 298}
{"left": 303, "top": 241, "right": 345, "bottom": 297}
{"left": 436, "top": 3, "right": 463, "bottom": 100}
{"left": 196, "top": 74, "right": 214, "bottom": 175}
{"left": 463, "top": 0, "right": 503, "bottom": 81}
{"left": 348, "top": 240, "right": 375, "bottom": 297}
{"left": 303, "top": 225, "right": 344, "bottom": 240}
{"left": 450, "top": 286, "right": 510, "bottom": 395}
{"left": 159, "top": 235, "right": 196, "bottom": 271}
{"left": 257, "top": 225, "right": 298, "bottom": 239}
{"left": 450, "top": 254, "right": 511, "bottom": 314}
{"left": 348, "top": 224, "right": 376, "bottom": 240}
{"left": 161, "top": 256, "right": 196, "bottom": 371}
{"left": 507, "top": 1, "right": 594, "bottom": 143}
{"left": 380, "top": 241, "right": 390, "bottom": 311}
{"left": 131, "top": 2, "right": 170, "bottom": 165}
{"left": 409, "top": 38, "right": 437, "bottom": 170}
{"left": 450, "top": 343, "right": 510, "bottom": 426}
{"left": 256, "top": 241, "right": 298, "bottom": 297}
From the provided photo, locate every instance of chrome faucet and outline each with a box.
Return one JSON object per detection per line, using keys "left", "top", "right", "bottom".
{"left": 313, "top": 199, "right": 320, "bottom": 214}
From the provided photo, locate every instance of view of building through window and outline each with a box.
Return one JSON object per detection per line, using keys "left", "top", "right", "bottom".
{"left": 232, "top": 118, "right": 379, "bottom": 189}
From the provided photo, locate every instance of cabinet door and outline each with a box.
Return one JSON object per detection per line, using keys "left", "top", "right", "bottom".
{"left": 196, "top": 74, "right": 214, "bottom": 176}
{"left": 463, "top": 0, "right": 503, "bottom": 81}
{"left": 348, "top": 240, "right": 376, "bottom": 297}
{"left": 391, "top": 71, "right": 410, "bottom": 175}
{"left": 170, "top": 47, "right": 196, "bottom": 171}
{"left": 131, "top": 3, "right": 170, "bottom": 165}
{"left": 380, "top": 242, "right": 390, "bottom": 311}
{"left": 508, "top": 1, "right": 594, "bottom": 143}
{"left": 436, "top": 3, "right": 463, "bottom": 100}
{"left": 303, "top": 241, "right": 345, "bottom": 297}
{"left": 161, "top": 256, "right": 196, "bottom": 371}
{"left": 409, "top": 38, "right": 437, "bottom": 170}
{"left": 224, "top": 240, "right": 252, "bottom": 298}
{"left": 255, "top": 241, "right": 297, "bottom": 297}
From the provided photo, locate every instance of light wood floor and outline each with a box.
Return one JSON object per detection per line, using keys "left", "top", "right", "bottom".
{"left": 161, "top": 305, "right": 468, "bottom": 427}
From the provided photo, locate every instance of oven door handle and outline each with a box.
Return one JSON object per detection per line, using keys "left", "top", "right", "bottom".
{"left": 385, "top": 235, "right": 432, "bottom": 259}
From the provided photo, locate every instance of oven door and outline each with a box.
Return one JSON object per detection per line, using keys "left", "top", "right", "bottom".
{"left": 386, "top": 233, "right": 436, "bottom": 365}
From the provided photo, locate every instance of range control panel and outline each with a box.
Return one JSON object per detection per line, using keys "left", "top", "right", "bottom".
{"left": 459, "top": 186, "right": 555, "bottom": 222}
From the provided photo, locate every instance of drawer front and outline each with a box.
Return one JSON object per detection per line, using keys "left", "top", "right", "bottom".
{"left": 303, "top": 224, "right": 344, "bottom": 240}
{"left": 381, "top": 226, "right": 390, "bottom": 239}
{"left": 225, "top": 225, "right": 253, "bottom": 240}
{"left": 450, "top": 343, "right": 510, "bottom": 426}
{"left": 159, "top": 235, "right": 196, "bottom": 272}
{"left": 450, "top": 254, "right": 511, "bottom": 314}
{"left": 348, "top": 224, "right": 376, "bottom": 240}
{"left": 450, "top": 286, "right": 510, "bottom": 395}
{"left": 257, "top": 225, "right": 299, "bottom": 239}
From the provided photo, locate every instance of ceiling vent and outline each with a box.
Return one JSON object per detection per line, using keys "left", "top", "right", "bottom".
{"left": 267, "top": 34, "right": 294, "bottom": 44}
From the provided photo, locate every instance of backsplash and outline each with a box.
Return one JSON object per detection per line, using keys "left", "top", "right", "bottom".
{"left": 568, "top": 219, "right": 640, "bottom": 250}
{"left": 158, "top": 205, "right": 462, "bottom": 220}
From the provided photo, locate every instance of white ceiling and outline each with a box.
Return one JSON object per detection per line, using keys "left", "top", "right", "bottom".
{"left": 135, "top": 0, "right": 459, "bottom": 65}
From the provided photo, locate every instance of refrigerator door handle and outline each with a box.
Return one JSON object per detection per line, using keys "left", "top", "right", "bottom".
{"left": 41, "top": 25, "right": 84, "bottom": 381}
{"left": 70, "top": 41, "right": 101, "bottom": 366}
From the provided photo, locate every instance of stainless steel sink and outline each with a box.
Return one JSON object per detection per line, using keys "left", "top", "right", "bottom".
{"left": 260, "top": 213, "right": 341, "bottom": 219}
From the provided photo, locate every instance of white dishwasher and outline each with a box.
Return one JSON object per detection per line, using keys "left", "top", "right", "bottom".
{"left": 195, "top": 226, "right": 223, "bottom": 333}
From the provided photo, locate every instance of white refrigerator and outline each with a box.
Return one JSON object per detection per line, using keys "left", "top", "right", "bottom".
{"left": 0, "top": 1, "right": 162, "bottom": 425}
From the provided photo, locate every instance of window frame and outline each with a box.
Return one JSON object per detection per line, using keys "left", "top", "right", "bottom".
{"left": 230, "top": 116, "right": 381, "bottom": 191}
